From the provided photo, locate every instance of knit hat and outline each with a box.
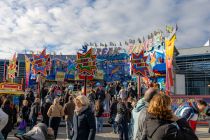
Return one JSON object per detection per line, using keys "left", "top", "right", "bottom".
{"left": 144, "top": 88, "right": 158, "bottom": 102}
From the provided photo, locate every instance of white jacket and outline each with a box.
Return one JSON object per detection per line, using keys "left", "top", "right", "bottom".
{"left": 0, "top": 108, "right": 8, "bottom": 131}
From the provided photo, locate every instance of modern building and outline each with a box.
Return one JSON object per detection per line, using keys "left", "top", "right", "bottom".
{"left": 176, "top": 39, "right": 210, "bottom": 95}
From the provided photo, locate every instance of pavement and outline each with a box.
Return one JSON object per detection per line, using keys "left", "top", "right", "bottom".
{"left": 7, "top": 125, "right": 210, "bottom": 140}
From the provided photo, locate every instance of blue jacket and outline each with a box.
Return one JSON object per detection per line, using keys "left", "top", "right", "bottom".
{"left": 131, "top": 98, "right": 147, "bottom": 140}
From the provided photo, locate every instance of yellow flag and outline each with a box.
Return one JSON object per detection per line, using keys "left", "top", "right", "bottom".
{"left": 165, "top": 34, "right": 176, "bottom": 68}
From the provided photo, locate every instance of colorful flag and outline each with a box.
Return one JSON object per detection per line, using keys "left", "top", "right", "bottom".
{"left": 31, "top": 49, "right": 50, "bottom": 76}
{"left": 8, "top": 53, "right": 17, "bottom": 79}
{"left": 165, "top": 34, "right": 176, "bottom": 69}
{"left": 25, "top": 55, "right": 31, "bottom": 88}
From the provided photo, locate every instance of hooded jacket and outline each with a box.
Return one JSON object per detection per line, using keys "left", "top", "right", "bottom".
{"left": 72, "top": 107, "right": 96, "bottom": 140}
{"left": 131, "top": 98, "right": 147, "bottom": 140}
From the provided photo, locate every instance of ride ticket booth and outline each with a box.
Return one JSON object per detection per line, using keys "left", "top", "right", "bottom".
{"left": 0, "top": 82, "right": 24, "bottom": 108}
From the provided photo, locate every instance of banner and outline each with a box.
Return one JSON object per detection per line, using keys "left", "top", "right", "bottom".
{"left": 165, "top": 34, "right": 176, "bottom": 69}
{"left": 7, "top": 53, "right": 17, "bottom": 79}
{"left": 76, "top": 48, "right": 97, "bottom": 80}
{"left": 131, "top": 50, "right": 149, "bottom": 77}
{"left": 56, "top": 72, "right": 65, "bottom": 82}
{"left": 31, "top": 49, "right": 50, "bottom": 76}
{"left": 25, "top": 55, "right": 31, "bottom": 88}
{"left": 165, "top": 33, "right": 176, "bottom": 94}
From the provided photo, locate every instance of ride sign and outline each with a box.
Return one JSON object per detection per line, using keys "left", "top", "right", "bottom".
{"left": 76, "top": 48, "right": 97, "bottom": 80}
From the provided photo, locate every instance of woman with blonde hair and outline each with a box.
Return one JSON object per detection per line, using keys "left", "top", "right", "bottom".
{"left": 141, "top": 94, "right": 198, "bottom": 140}
{"left": 72, "top": 95, "right": 96, "bottom": 140}
{"left": 47, "top": 98, "right": 64, "bottom": 139}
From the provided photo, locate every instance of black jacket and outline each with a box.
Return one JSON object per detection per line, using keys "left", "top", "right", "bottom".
{"left": 21, "top": 106, "right": 30, "bottom": 121}
{"left": 72, "top": 107, "right": 96, "bottom": 140}
{"left": 29, "top": 102, "right": 40, "bottom": 119}
{"left": 41, "top": 102, "right": 52, "bottom": 119}
{"left": 142, "top": 114, "right": 198, "bottom": 140}
{"left": 110, "top": 101, "right": 118, "bottom": 116}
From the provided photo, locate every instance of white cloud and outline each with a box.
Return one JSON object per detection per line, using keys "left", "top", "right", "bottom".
{"left": 0, "top": 0, "right": 209, "bottom": 59}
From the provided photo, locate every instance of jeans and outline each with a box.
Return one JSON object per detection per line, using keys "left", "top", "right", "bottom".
{"left": 66, "top": 119, "right": 73, "bottom": 140}
{"left": 0, "top": 132, "right": 5, "bottom": 140}
{"left": 96, "top": 117, "right": 103, "bottom": 132}
{"left": 111, "top": 115, "right": 117, "bottom": 133}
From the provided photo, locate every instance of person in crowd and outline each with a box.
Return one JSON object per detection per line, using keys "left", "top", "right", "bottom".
{"left": 26, "top": 90, "right": 35, "bottom": 107}
{"left": 41, "top": 99, "right": 52, "bottom": 127}
{"left": 21, "top": 100, "right": 30, "bottom": 124}
{"left": 29, "top": 98, "right": 40, "bottom": 129}
{"left": 141, "top": 94, "right": 198, "bottom": 140}
{"left": 72, "top": 95, "right": 96, "bottom": 140}
{"left": 108, "top": 83, "right": 116, "bottom": 100}
{"left": 0, "top": 107, "right": 8, "bottom": 140}
{"left": 59, "top": 96, "right": 65, "bottom": 106}
{"left": 119, "top": 87, "right": 127, "bottom": 100}
{"left": 47, "top": 98, "right": 64, "bottom": 139}
{"left": 22, "top": 123, "right": 55, "bottom": 140}
{"left": 116, "top": 98, "right": 128, "bottom": 140}
{"left": 0, "top": 95, "right": 7, "bottom": 107}
{"left": 124, "top": 98, "right": 133, "bottom": 140}
{"left": 110, "top": 98, "right": 118, "bottom": 134}
{"left": 88, "top": 89, "right": 96, "bottom": 104}
{"left": 129, "top": 88, "right": 158, "bottom": 140}
{"left": 95, "top": 85, "right": 105, "bottom": 102}
{"left": 133, "top": 88, "right": 158, "bottom": 140}
{"left": 48, "top": 87, "right": 56, "bottom": 101}
{"left": 127, "top": 83, "right": 136, "bottom": 99}
{"left": 206, "top": 105, "right": 210, "bottom": 133}
{"left": 11, "top": 103, "right": 18, "bottom": 128}
{"left": 95, "top": 100, "right": 104, "bottom": 133}
{"left": 116, "top": 81, "right": 121, "bottom": 95}
{"left": 41, "top": 86, "right": 48, "bottom": 103}
{"left": 88, "top": 89, "right": 96, "bottom": 112}
{"left": 1, "top": 99, "right": 13, "bottom": 139}
{"left": 175, "top": 100, "right": 207, "bottom": 132}
{"left": 64, "top": 90, "right": 72, "bottom": 104}
{"left": 64, "top": 96, "right": 75, "bottom": 140}
{"left": 104, "top": 90, "right": 111, "bottom": 111}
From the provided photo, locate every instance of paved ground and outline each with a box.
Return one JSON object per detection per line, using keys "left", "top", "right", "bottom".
{"left": 7, "top": 125, "right": 210, "bottom": 140}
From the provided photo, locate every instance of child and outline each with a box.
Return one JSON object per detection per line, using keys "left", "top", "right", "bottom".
{"left": 14, "top": 119, "right": 27, "bottom": 139}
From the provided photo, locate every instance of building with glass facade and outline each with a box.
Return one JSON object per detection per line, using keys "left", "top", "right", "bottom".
{"left": 176, "top": 39, "right": 210, "bottom": 95}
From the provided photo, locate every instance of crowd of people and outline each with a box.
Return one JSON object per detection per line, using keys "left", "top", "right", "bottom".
{"left": 0, "top": 81, "right": 210, "bottom": 140}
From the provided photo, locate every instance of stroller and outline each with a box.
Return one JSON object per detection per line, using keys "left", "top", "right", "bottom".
{"left": 15, "top": 123, "right": 54, "bottom": 140}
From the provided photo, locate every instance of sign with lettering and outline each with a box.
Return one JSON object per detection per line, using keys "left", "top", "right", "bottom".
{"left": 76, "top": 48, "right": 97, "bottom": 80}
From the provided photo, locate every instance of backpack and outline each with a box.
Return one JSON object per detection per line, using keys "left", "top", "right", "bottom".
{"left": 175, "top": 102, "right": 194, "bottom": 119}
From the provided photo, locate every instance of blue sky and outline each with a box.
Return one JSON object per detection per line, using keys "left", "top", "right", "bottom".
{"left": 0, "top": 0, "right": 209, "bottom": 58}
